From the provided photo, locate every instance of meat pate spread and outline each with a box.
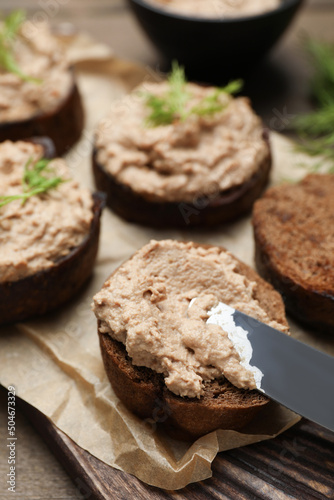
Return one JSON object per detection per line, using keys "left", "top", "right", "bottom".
{"left": 0, "top": 20, "right": 73, "bottom": 123}
{"left": 95, "top": 82, "right": 269, "bottom": 203}
{"left": 144, "top": 0, "right": 281, "bottom": 18}
{"left": 0, "top": 141, "right": 93, "bottom": 283}
{"left": 93, "top": 240, "right": 288, "bottom": 398}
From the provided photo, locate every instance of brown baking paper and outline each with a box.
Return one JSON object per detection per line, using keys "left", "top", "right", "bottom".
{"left": 1, "top": 34, "right": 334, "bottom": 491}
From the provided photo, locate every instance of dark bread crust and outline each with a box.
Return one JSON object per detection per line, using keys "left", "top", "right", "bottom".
{"left": 253, "top": 175, "right": 334, "bottom": 333}
{"left": 98, "top": 242, "right": 288, "bottom": 440}
{"left": 92, "top": 133, "right": 271, "bottom": 227}
{"left": 0, "top": 77, "right": 84, "bottom": 156}
{"left": 0, "top": 139, "right": 104, "bottom": 326}
{"left": 255, "top": 244, "right": 334, "bottom": 333}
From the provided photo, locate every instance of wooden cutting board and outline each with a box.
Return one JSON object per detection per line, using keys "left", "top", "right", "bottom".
{"left": 19, "top": 397, "right": 334, "bottom": 500}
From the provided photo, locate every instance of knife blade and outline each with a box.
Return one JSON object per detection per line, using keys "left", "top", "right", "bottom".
{"left": 206, "top": 302, "right": 334, "bottom": 432}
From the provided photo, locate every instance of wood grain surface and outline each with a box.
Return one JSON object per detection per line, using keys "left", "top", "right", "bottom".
{"left": 1, "top": 1, "right": 334, "bottom": 499}
{"left": 19, "top": 396, "right": 334, "bottom": 500}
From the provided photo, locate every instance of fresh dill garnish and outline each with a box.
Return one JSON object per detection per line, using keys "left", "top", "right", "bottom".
{"left": 305, "top": 39, "right": 334, "bottom": 107}
{"left": 190, "top": 80, "right": 243, "bottom": 118}
{"left": 0, "top": 10, "right": 41, "bottom": 83}
{"left": 0, "top": 157, "right": 65, "bottom": 209}
{"left": 293, "top": 39, "right": 334, "bottom": 171}
{"left": 144, "top": 62, "right": 243, "bottom": 127}
{"left": 144, "top": 62, "right": 189, "bottom": 126}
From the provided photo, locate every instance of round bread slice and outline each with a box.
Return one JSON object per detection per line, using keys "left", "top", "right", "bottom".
{"left": 0, "top": 139, "right": 104, "bottom": 325}
{"left": 92, "top": 81, "right": 271, "bottom": 228}
{"left": 0, "top": 193, "right": 103, "bottom": 325}
{"left": 253, "top": 174, "right": 334, "bottom": 333}
{"left": 0, "top": 78, "right": 83, "bottom": 157}
{"left": 92, "top": 144, "right": 271, "bottom": 228}
{"left": 95, "top": 241, "right": 288, "bottom": 440}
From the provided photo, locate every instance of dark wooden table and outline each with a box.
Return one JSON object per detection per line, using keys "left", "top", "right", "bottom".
{"left": 0, "top": 1, "right": 334, "bottom": 498}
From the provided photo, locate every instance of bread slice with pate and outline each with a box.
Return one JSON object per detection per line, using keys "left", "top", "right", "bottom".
{"left": 93, "top": 240, "right": 289, "bottom": 440}
{"left": 0, "top": 13, "right": 83, "bottom": 155}
{"left": 93, "top": 79, "right": 271, "bottom": 227}
{"left": 0, "top": 139, "right": 104, "bottom": 325}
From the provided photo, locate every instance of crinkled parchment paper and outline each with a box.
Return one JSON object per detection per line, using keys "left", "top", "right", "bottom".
{"left": 1, "top": 34, "right": 334, "bottom": 491}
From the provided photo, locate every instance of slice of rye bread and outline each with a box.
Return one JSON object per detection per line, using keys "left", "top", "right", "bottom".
{"left": 97, "top": 243, "right": 289, "bottom": 440}
{"left": 92, "top": 131, "right": 271, "bottom": 228}
{"left": 253, "top": 174, "right": 334, "bottom": 333}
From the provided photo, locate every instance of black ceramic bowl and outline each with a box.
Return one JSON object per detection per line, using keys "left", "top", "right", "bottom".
{"left": 127, "top": 0, "right": 304, "bottom": 81}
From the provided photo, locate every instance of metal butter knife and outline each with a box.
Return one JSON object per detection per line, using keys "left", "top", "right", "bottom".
{"left": 205, "top": 302, "right": 334, "bottom": 432}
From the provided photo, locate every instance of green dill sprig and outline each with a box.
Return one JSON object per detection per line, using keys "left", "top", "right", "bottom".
{"left": 144, "top": 62, "right": 243, "bottom": 127}
{"left": 293, "top": 39, "right": 334, "bottom": 172}
{"left": 144, "top": 62, "right": 189, "bottom": 126}
{"left": 0, "top": 157, "right": 65, "bottom": 209}
{"left": 305, "top": 38, "right": 334, "bottom": 107}
{"left": 0, "top": 10, "right": 41, "bottom": 83}
{"left": 190, "top": 80, "right": 243, "bottom": 117}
